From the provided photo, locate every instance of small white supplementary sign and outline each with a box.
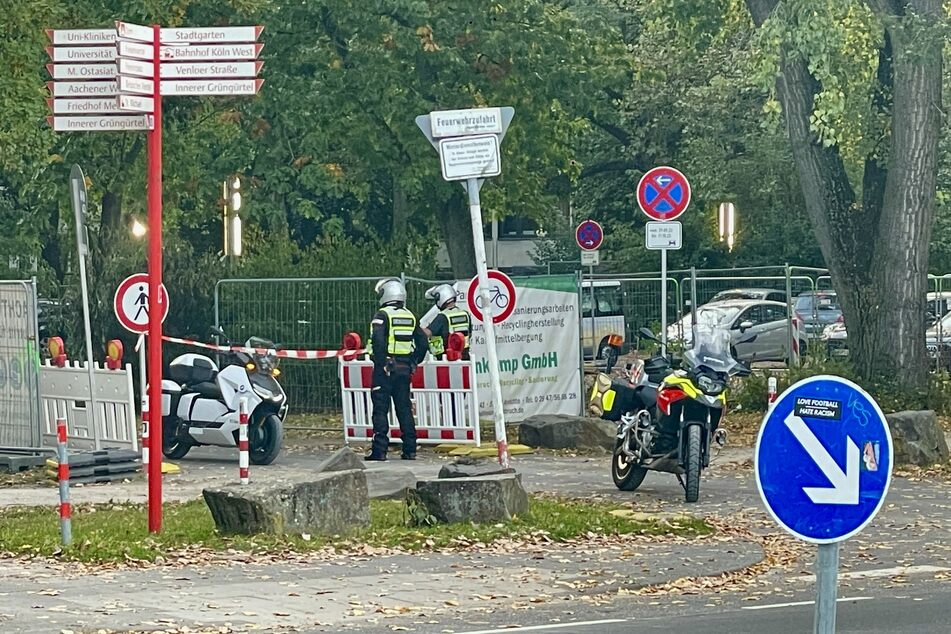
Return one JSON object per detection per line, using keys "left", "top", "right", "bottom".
{"left": 645, "top": 221, "right": 682, "bottom": 250}
{"left": 581, "top": 250, "right": 600, "bottom": 266}
{"left": 438, "top": 134, "right": 501, "bottom": 181}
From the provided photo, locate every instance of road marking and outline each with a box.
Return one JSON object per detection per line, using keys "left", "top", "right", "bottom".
{"left": 742, "top": 596, "right": 874, "bottom": 611}
{"left": 461, "top": 619, "right": 628, "bottom": 633}
{"left": 790, "top": 565, "right": 951, "bottom": 582}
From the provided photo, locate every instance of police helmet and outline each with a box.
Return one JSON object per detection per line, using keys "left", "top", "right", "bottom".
{"left": 375, "top": 278, "right": 406, "bottom": 306}
{"left": 425, "top": 284, "right": 457, "bottom": 310}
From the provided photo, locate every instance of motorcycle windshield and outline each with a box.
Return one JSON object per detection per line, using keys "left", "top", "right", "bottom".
{"left": 245, "top": 337, "right": 278, "bottom": 371}
{"left": 684, "top": 322, "right": 738, "bottom": 375}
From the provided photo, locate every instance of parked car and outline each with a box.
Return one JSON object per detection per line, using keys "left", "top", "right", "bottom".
{"left": 580, "top": 280, "right": 625, "bottom": 365}
{"left": 823, "top": 296, "right": 949, "bottom": 360}
{"left": 708, "top": 288, "right": 787, "bottom": 304}
{"left": 668, "top": 299, "right": 798, "bottom": 363}
{"left": 794, "top": 291, "right": 843, "bottom": 337}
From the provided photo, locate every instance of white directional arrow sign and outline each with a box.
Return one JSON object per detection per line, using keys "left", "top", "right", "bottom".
{"left": 783, "top": 412, "right": 859, "bottom": 505}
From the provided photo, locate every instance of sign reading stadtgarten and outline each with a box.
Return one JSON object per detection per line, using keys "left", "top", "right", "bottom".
{"left": 422, "top": 274, "right": 581, "bottom": 421}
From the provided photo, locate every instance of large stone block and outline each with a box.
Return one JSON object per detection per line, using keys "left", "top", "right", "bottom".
{"left": 416, "top": 473, "right": 529, "bottom": 523}
{"left": 886, "top": 410, "right": 950, "bottom": 466}
{"left": 316, "top": 447, "right": 366, "bottom": 474}
{"left": 438, "top": 461, "right": 516, "bottom": 479}
{"left": 518, "top": 414, "right": 615, "bottom": 450}
{"left": 203, "top": 469, "right": 370, "bottom": 536}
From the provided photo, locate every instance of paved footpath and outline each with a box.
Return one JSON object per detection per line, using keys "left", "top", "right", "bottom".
{"left": 0, "top": 445, "right": 948, "bottom": 632}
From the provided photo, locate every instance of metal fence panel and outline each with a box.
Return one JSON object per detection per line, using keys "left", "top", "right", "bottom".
{"left": 214, "top": 277, "right": 388, "bottom": 414}
{"left": 0, "top": 280, "right": 42, "bottom": 449}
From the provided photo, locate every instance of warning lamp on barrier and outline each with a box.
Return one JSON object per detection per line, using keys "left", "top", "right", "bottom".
{"left": 105, "top": 339, "right": 124, "bottom": 370}
{"left": 445, "top": 332, "right": 466, "bottom": 361}
{"left": 342, "top": 332, "right": 362, "bottom": 361}
{"left": 48, "top": 336, "right": 67, "bottom": 367}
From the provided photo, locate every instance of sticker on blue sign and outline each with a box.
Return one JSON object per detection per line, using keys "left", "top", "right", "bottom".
{"left": 755, "top": 375, "right": 892, "bottom": 544}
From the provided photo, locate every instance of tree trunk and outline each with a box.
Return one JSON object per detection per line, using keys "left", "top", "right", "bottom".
{"left": 101, "top": 190, "right": 122, "bottom": 241}
{"left": 391, "top": 177, "right": 408, "bottom": 239}
{"left": 438, "top": 187, "right": 477, "bottom": 278}
{"left": 747, "top": 0, "right": 943, "bottom": 391}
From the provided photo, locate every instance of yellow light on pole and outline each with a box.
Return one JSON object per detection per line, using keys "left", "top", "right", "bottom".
{"left": 131, "top": 218, "right": 147, "bottom": 238}
{"left": 718, "top": 202, "right": 736, "bottom": 252}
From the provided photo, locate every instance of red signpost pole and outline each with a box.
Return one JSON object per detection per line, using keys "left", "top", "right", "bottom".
{"left": 147, "top": 23, "right": 164, "bottom": 533}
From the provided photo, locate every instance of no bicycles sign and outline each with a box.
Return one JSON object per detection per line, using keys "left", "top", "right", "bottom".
{"left": 467, "top": 270, "right": 516, "bottom": 324}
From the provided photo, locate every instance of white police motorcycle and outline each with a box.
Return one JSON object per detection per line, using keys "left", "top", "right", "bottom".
{"left": 161, "top": 328, "right": 287, "bottom": 464}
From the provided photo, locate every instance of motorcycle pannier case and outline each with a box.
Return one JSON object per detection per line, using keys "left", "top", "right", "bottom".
{"left": 588, "top": 373, "right": 638, "bottom": 422}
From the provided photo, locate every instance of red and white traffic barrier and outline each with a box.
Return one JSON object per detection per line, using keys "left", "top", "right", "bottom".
{"left": 161, "top": 335, "right": 363, "bottom": 360}
{"left": 767, "top": 376, "right": 778, "bottom": 412}
{"left": 141, "top": 396, "right": 150, "bottom": 470}
{"left": 238, "top": 397, "right": 249, "bottom": 485}
{"left": 339, "top": 359, "right": 480, "bottom": 446}
{"left": 56, "top": 418, "right": 72, "bottom": 547}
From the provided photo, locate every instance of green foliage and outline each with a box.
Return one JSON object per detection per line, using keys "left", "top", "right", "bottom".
{"left": 734, "top": 360, "right": 951, "bottom": 415}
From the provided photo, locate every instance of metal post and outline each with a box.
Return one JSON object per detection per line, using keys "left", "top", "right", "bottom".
{"left": 660, "top": 248, "right": 667, "bottom": 356}
{"left": 785, "top": 263, "right": 795, "bottom": 367}
{"left": 589, "top": 265, "right": 596, "bottom": 357}
{"left": 70, "top": 166, "right": 100, "bottom": 450}
{"left": 690, "top": 267, "right": 698, "bottom": 348}
{"left": 147, "top": 24, "right": 164, "bottom": 533}
{"left": 465, "top": 177, "right": 509, "bottom": 468}
{"left": 814, "top": 542, "right": 840, "bottom": 634}
{"left": 238, "top": 397, "right": 249, "bottom": 484}
{"left": 56, "top": 417, "right": 72, "bottom": 547}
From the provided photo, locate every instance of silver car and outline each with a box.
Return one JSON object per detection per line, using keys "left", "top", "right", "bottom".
{"left": 670, "top": 299, "right": 794, "bottom": 363}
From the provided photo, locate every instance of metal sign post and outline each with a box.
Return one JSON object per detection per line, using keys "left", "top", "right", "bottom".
{"left": 68, "top": 165, "right": 101, "bottom": 450}
{"left": 576, "top": 220, "right": 602, "bottom": 361}
{"left": 756, "top": 375, "right": 893, "bottom": 634}
{"left": 416, "top": 106, "right": 515, "bottom": 468}
{"left": 638, "top": 168, "right": 690, "bottom": 354}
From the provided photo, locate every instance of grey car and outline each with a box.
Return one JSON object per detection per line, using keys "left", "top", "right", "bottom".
{"left": 793, "top": 291, "right": 843, "bottom": 337}
{"left": 670, "top": 299, "right": 796, "bottom": 363}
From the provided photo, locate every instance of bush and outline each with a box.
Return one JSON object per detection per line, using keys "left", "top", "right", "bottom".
{"left": 733, "top": 360, "right": 951, "bottom": 416}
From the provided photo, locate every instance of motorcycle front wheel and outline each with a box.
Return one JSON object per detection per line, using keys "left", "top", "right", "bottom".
{"left": 612, "top": 438, "right": 648, "bottom": 491}
{"left": 250, "top": 413, "right": 283, "bottom": 465}
{"left": 684, "top": 424, "right": 703, "bottom": 503}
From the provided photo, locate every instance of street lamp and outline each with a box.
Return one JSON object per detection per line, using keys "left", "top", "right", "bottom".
{"left": 223, "top": 175, "right": 243, "bottom": 258}
{"left": 718, "top": 202, "right": 736, "bottom": 252}
{"left": 131, "top": 218, "right": 147, "bottom": 238}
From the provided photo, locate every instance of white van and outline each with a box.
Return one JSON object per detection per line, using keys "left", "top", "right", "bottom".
{"left": 580, "top": 280, "right": 625, "bottom": 366}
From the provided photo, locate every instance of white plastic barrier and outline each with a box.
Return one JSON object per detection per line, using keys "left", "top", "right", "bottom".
{"left": 340, "top": 359, "right": 480, "bottom": 446}
{"left": 39, "top": 361, "right": 138, "bottom": 451}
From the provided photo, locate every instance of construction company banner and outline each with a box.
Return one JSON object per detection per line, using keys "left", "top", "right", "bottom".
{"left": 421, "top": 274, "right": 581, "bottom": 422}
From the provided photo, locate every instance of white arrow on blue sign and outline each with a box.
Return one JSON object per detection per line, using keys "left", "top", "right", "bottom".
{"left": 755, "top": 375, "right": 892, "bottom": 544}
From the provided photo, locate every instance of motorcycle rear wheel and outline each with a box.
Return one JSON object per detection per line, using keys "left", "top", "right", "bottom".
{"left": 612, "top": 439, "right": 648, "bottom": 491}
{"left": 162, "top": 417, "right": 193, "bottom": 460}
{"left": 684, "top": 424, "right": 703, "bottom": 503}
{"left": 250, "top": 413, "right": 283, "bottom": 465}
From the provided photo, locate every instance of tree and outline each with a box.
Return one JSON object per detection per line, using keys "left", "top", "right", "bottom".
{"left": 737, "top": 0, "right": 944, "bottom": 389}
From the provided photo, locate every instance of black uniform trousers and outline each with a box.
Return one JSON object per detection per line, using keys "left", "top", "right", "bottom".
{"left": 370, "top": 364, "right": 417, "bottom": 457}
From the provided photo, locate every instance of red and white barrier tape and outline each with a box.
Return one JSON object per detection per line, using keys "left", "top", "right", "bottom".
{"left": 238, "top": 397, "right": 249, "bottom": 485}
{"left": 161, "top": 335, "right": 364, "bottom": 360}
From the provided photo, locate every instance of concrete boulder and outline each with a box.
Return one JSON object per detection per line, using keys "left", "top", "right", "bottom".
{"left": 438, "top": 461, "right": 516, "bottom": 479}
{"left": 315, "top": 447, "right": 366, "bottom": 474}
{"left": 886, "top": 410, "right": 950, "bottom": 466}
{"left": 518, "top": 414, "right": 615, "bottom": 451}
{"left": 203, "top": 469, "right": 370, "bottom": 536}
{"left": 416, "top": 473, "right": 529, "bottom": 523}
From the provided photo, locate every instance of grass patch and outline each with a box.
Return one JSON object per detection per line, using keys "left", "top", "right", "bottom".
{"left": 0, "top": 497, "right": 711, "bottom": 564}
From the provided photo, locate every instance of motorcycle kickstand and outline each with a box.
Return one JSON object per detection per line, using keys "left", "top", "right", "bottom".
{"left": 676, "top": 473, "right": 686, "bottom": 491}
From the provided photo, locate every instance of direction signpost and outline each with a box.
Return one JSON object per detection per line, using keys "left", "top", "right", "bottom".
{"left": 416, "top": 106, "right": 515, "bottom": 468}
{"left": 45, "top": 21, "right": 264, "bottom": 533}
{"left": 756, "top": 376, "right": 893, "bottom": 633}
{"left": 636, "top": 166, "right": 690, "bottom": 354}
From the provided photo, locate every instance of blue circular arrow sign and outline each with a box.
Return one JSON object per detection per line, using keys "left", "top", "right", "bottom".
{"left": 755, "top": 375, "right": 892, "bottom": 544}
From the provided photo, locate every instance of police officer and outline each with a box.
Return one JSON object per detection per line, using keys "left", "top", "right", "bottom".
{"left": 423, "top": 284, "right": 472, "bottom": 360}
{"left": 366, "top": 278, "right": 428, "bottom": 461}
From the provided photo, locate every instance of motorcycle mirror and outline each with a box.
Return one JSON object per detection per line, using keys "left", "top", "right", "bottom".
{"left": 210, "top": 326, "right": 227, "bottom": 338}
{"left": 734, "top": 363, "right": 753, "bottom": 377}
{"left": 637, "top": 327, "right": 659, "bottom": 342}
